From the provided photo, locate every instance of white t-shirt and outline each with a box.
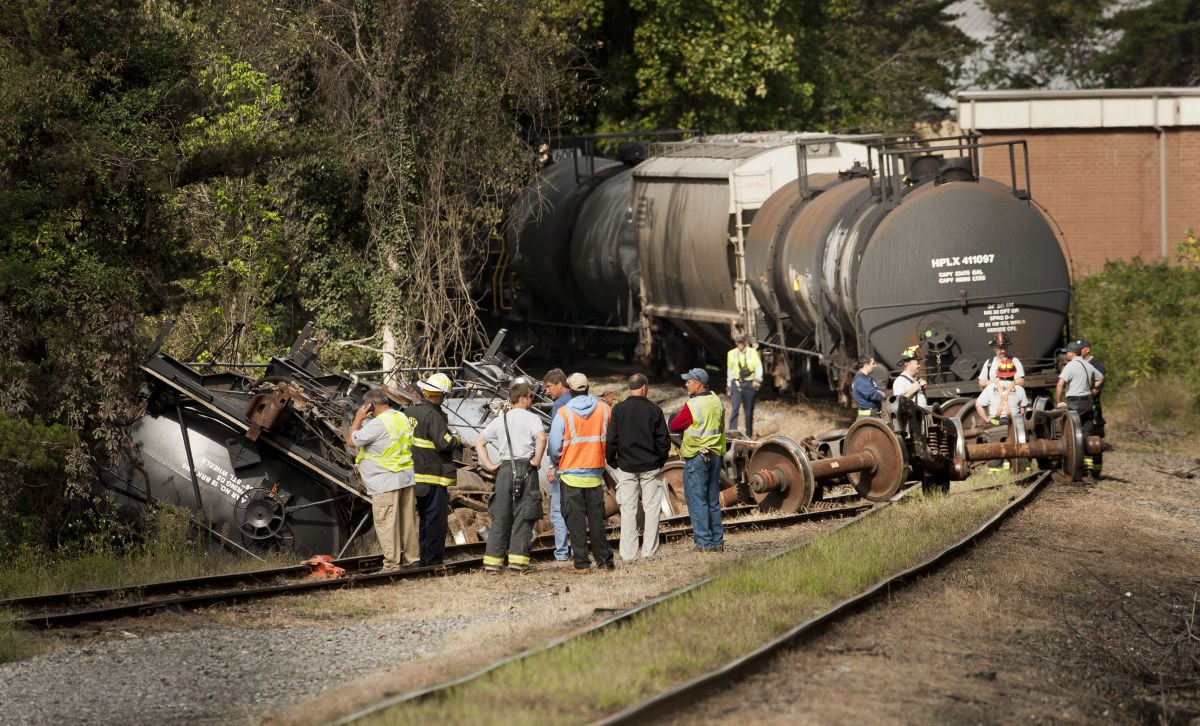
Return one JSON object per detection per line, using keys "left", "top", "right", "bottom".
{"left": 479, "top": 407, "right": 543, "bottom": 460}
{"left": 977, "top": 384, "right": 1028, "bottom": 419}
{"left": 892, "top": 373, "right": 929, "bottom": 409}
{"left": 978, "top": 355, "right": 1026, "bottom": 385}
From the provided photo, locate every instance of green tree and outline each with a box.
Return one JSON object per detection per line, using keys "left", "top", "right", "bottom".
{"left": 978, "top": 0, "right": 1200, "bottom": 88}
{"left": 586, "top": 0, "right": 974, "bottom": 134}
{"left": 0, "top": 0, "right": 202, "bottom": 547}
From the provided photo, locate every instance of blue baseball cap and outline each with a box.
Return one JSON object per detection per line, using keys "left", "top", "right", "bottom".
{"left": 681, "top": 368, "right": 709, "bottom": 384}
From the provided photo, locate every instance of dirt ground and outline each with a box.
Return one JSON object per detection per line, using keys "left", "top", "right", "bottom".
{"left": 259, "top": 382, "right": 1200, "bottom": 725}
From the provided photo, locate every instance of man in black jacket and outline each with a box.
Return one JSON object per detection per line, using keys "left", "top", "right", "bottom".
{"left": 408, "top": 373, "right": 459, "bottom": 567}
{"left": 606, "top": 373, "right": 672, "bottom": 561}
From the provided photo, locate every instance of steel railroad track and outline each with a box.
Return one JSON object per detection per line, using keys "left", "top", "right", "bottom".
{"left": 332, "top": 472, "right": 1048, "bottom": 724}
{"left": 4, "top": 496, "right": 868, "bottom": 629}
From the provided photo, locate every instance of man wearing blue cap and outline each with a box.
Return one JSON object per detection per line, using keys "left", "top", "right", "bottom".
{"left": 669, "top": 367, "right": 727, "bottom": 552}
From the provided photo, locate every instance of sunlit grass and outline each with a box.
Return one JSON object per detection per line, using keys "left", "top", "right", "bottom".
{"left": 357, "top": 483, "right": 1024, "bottom": 725}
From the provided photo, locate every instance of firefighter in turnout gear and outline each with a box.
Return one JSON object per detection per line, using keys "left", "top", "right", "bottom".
{"left": 408, "top": 372, "right": 459, "bottom": 567}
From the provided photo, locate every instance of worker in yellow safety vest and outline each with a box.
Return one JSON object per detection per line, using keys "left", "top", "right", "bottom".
{"left": 347, "top": 387, "right": 417, "bottom": 571}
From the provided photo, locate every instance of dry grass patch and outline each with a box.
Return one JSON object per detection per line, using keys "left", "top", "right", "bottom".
{"left": 354, "top": 485, "right": 1024, "bottom": 725}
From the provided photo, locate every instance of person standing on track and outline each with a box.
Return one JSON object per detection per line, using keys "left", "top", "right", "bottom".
{"left": 346, "top": 387, "right": 418, "bottom": 572}
{"left": 408, "top": 373, "right": 458, "bottom": 567}
{"left": 669, "top": 367, "right": 727, "bottom": 553}
{"left": 1075, "top": 338, "right": 1106, "bottom": 479}
{"left": 1056, "top": 340, "right": 1104, "bottom": 481}
{"left": 549, "top": 372, "right": 615, "bottom": 574}
{"left": 542, "top": 368, "right": 572, "bottom": 562}
{"left": 606, "top": 373, "right": 671, "bottom": 561}
{"left": 475, "top": 382, "right": 546, "bottom": 573}
{"left": 726, "top": 334, "right": 763, "bottom": 438}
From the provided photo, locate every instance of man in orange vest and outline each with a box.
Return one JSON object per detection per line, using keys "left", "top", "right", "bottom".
{"left": 548, "top": 372, "right": 614, "bottom": 574}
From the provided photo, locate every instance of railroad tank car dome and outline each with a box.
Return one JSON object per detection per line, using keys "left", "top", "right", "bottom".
{"left": 856, "top": 179, "right": 1069, "bottom": 378}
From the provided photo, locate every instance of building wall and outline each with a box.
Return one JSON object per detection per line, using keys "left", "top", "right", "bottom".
{"left": 977, "top": 128, "right": 1200, "bottom": 276}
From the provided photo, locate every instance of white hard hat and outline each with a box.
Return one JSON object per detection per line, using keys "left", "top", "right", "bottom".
{"left": 418, "top": 372, "right": 453, "bottom": 394}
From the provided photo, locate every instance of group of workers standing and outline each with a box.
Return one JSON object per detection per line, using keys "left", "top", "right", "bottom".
{"left": 346, "top": 355, "right": 733, "bottom": 576}
{"left": 851, "top": 331, "right": 1106, "bottom": 480}
{"left": 346, "top": 327, "right": 1106, "bottom": 574}
{"left": 345, "top": 372, "right": 459, "bottom": 572}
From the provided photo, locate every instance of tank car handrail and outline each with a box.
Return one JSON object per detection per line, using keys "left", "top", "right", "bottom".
{"left": 853, "top": 284, "right": 1074, "bottom": 318}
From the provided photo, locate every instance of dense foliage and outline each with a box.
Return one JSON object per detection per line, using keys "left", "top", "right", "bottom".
{"left": 978, "top": 0, "right": 1200, "bottom": 88}
{"left": 1073, "top": 233, "right": 1200, "bottom": 399}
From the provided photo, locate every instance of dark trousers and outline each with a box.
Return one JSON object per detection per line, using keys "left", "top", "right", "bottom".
{"left": 729, "top": 381, "right": 757, "bottom": 437}
{"left": 1066, "top": 396, "right": 1101, "bottom": 473}
{"left": 484, "top": 461, "right": 540, "bottom": 568}
{"left": 562, "top": 483, "right": 613, "bottom": 570}
{"left": 416, "top": 484, "right": 449, "bottom": 566}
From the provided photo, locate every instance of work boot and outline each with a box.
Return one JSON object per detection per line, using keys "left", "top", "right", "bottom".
{"left": 483, "top": 565, "right": 502, "bottom": 575}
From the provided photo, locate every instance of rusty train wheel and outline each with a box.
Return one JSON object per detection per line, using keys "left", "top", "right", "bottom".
{"left": 844, "top": 417, "right": 909, "bottom": 502}
{"left": 660, "top": 461, "right": 688, "bottom": 516}
{"left": 1061, "top": 409, "right": 1085, "bottom": 481}
{"left": 744, "top": 436, "right": 816, "bottom": 512}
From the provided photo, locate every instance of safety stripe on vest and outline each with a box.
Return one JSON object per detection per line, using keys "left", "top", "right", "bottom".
{"left": 414, "top": 472, "right": 455, "bottom": 486}
{"left": 563, "top": 408, "right": 610, "bottom": 440}
{"left": 411, "top": 436, "right": 436, "bottom": 449}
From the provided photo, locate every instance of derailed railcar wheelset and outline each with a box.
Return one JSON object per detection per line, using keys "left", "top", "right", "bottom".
{"left": 684, "top": 395, "right": 1100, "bottom": 516}
{"left": 502, "top": 132, "right": 1070, "bottom": 401}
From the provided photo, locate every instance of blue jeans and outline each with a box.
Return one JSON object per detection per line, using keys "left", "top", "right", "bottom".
{"left": 549, "top": 478, "right": 570, "bottom": 559}
{"left": 729, "top": 381, "right": 757, "bottom": 437}
{"left": 684, "top": 454, "right": 723, "bottom": 550}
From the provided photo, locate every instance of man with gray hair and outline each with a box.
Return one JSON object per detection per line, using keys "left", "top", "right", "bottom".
{"left": 346, "top": 388, "right": 418, "bottom": 571}
{"left": 606, "top": 373, "right": 671, "bottom": 560}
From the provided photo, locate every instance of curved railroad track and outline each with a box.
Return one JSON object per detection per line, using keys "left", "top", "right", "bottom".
{"left": 334, "top": 471, "right": 1050, "bottom": 724}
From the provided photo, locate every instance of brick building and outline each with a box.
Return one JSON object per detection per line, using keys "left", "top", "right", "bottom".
{"left": 956, "top": 89, "right": 1200, "bottom": 276}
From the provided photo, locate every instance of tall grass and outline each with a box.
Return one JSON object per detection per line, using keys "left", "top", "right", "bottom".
{"left": 357, "top": 484, "right": 1022, "bottom": 725}
{"left": 0, "top": 504, "right": 287, "bottom": 600}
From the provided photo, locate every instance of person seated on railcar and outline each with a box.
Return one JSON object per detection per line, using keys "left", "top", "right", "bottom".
{"left": 977, "top": 332, "right": 1026, "bottom": 390}
{"left": 975, "top": 360, "right": 1029, "bottom": 471}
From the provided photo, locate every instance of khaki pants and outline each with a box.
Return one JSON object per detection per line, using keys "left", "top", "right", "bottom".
{"left": 396, "top": 486, "right": 419, "bottom": 565}
{"left": 614, "top": 468, "right": 665, "bottom": 560}
{"left": 373, "top": 487, "right": 420, "bottom": 568}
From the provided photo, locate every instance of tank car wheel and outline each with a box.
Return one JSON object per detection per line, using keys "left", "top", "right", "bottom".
{"left": 659, "top": 461, "right": 688, "bottom": 516}
{"left": 240, "top": 522, "right": 296, "bottom": 553}
{"left": 1006, "top": 414, "right": 1031, "bottom": 472}
{"left": 744, "top": 436, "right": 816, "bottom": 512}
{"left": 844, "top": 417, "right": 909, "bottom": 502}
{"left": 235, "top": 487, "right": 287, "bottom": 540}
{"left": 1060, "top": 410, "right": 1085, "bottom": 481}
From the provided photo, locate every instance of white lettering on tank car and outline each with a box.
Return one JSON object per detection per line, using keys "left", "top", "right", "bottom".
{"left": 977, "top": 302, "right": 1026, "bottom": 332}
{"left": 179, "top": 457, "right": 250, "bottom": 498}
{"left": 932, "top": 253, "right": 994, "bottom": 283}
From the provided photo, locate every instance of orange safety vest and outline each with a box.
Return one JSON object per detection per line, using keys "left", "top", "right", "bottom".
{"left": 556, "top": 402, "right": 611, "bottom": 471}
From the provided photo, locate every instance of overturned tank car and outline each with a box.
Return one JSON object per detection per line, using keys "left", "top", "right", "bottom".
{"left": 101, "top": 323, "right": 555, "bottom": 558}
